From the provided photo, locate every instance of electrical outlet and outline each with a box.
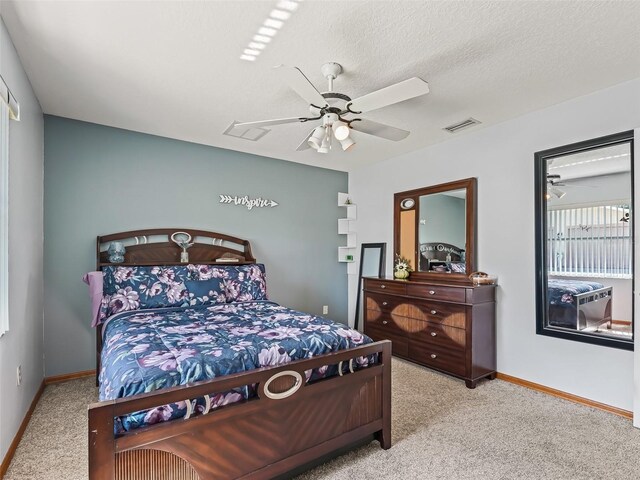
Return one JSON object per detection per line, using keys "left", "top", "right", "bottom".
{"left": 16, "top": 365, "right": 22, "bottom": 386}
{"left": 322, "top": 305, "right": 329, "bottom": 315}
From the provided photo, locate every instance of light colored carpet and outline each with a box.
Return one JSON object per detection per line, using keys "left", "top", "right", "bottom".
{"left": 5, "top": 359, "right": 640, "bottom": 479}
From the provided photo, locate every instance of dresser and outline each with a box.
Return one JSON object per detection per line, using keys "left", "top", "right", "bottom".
{"left": 363, "top": 277, "right": 496, "bottom": 388}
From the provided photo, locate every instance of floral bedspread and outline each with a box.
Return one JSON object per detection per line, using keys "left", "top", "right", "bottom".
{"left": 100, "top": 301, "right": 371, "bottom": 432}
{"left": 547, "top": 279, "right": 605, "bottom": 306}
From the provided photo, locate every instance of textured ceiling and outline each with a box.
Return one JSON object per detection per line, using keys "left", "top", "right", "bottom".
{"left": 1, "top": 1, "right": 639, "bottom": 172}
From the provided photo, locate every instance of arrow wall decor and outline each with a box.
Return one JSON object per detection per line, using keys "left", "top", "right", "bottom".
{"left": 219, "top": 194, "right": 279, "bottom": 211}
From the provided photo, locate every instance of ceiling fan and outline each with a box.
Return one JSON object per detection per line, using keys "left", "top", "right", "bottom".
{"left": 546, "top": 174, "right": 596, "bottom": 199}
{"left": 234, "top": 62, "right": 430, "bottom": 154}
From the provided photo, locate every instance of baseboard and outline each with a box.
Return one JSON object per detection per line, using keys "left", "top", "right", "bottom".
{"left": 0, "top": 380, "right": 45, "bottom": 479}
{"left": 611, "top": 319, "right": 631, "bottom": 325}
{"left": 496, "top": 372, "right": 633, "bottom": 420}
{"left": 44, "top": 369, "right": 96, "bottom": 385}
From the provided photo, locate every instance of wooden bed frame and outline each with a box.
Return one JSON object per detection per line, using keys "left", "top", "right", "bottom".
{"left": 89, "top": 228, "right": 392, "bottom": 480}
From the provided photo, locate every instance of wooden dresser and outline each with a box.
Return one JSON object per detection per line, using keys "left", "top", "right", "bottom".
{"left": 363, "top": 277, "right": 496, "bottom": 388}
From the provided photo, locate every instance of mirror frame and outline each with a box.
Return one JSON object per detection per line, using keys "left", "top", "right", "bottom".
{"left": 354, "top": 242, "right": 387, "bottom": 330}
{"left": 394, "top": 177, "right": 477, "bottom": 283}
{"left": 534, "top": 130, "right": 634, "bottom": 351}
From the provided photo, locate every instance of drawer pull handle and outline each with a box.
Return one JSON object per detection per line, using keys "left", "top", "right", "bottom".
{"left": 382, "top": 320, "right": 388, "bottom": 325}
{"left": 382, "top": 302, "right": 388, "bottom": 306}
{"left": 429, "top": 290, "right": 436, "bottom": 295}
{"left": 380, "top": 285, "right": 386, "bottom": 289}
{"left": 430, "top": 354, "right": 437, "bottom": 359}
{"left": 430, "top": 332, "right": 437, "bottom": 337}
{"left": 430, "top": 310, "right": 437, "bottom": 315}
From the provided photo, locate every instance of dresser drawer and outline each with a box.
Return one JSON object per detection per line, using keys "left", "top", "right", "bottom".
{"left": 411, "top": 320, "right": 466, "bottom": 351}
{"left": 407, "top": 301, "right": 467, "bottom": 328}
{"left": 406, "top": 284, "right": 466, "bottom": 303}
{"left": 365, "top": 309, "right": 409, "bottom": 335}
{"left": 409, "top": 341, "right": 466, "bottom": 377}
{"left": 365, "top": 293, "right": 409, "bottom": 315}
{"left": 365, "top": 325, "right": 409, "bottom": 357}
{"left": 365, "top": 279, "right": 406, "bottom": 295}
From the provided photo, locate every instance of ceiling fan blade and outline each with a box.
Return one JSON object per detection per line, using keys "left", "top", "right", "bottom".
{"left": 234, "top": 116, "right": 305, "bottom": 128}
{"left": 350, "top": 119, "right": 410, "bottom": 141}
{"left": 296, "top": 129, "right": 315, "bottom": 151}
{"left": 275, "top": 65, "right": 328, "bottom": 108}
{"left": 348, "top": 77, "right": 429, "bottom": 113}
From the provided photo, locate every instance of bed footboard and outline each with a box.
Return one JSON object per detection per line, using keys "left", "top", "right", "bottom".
{"left": 88, "top": 340, "right": 391, "bottom": 480}
{"left": 575, "top": 286, "right": 613, "bottom": 330}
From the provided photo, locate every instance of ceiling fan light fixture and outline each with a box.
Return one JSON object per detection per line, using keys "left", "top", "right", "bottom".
{"left": 308, "top": 126, "right": 325, "bottom": 150}
{"left": 339, "top": 136, "right": 355, "bottom": 151}
{"left": 332, "top": 121, "right": 350, "bottom": 141}
{"left": 548, "top": 186, "right": 566, "bottom": 199}
{"left": 318, "top": 130, "right": 331, "bottom": 153}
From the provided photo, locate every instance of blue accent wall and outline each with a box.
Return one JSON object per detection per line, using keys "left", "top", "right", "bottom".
{"left": 44, "top": 115, "right": 348, "bottom": 376}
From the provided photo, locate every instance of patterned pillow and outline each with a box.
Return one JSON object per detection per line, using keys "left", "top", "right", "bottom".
{"left": 188, "top": 264, "right": 268, "bottom": 303}
{"left": 184, "top": 278, "right": 227, "bottom": 306}
{"left": 101, "top": 266, "right": 192, "bottom": 318}
{"left": 224, "top": 264, "right": 268, "bottom": 303}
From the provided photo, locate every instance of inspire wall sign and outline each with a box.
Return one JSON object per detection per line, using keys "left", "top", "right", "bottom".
{"left": 219, "top": 194, "right": 279, "bottom": 211}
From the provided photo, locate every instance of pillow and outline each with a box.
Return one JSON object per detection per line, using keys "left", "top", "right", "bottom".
{"left": 224, "top": 264, "right": 268, "bottom": 303}
{"left": 101, "top": 265, "right": 192, "bottom": 317}
{"left": 185, "top": 278, "right": 227, "bottom": 306}
{"left": 82, "top": 271, "right": 104, "bottom": 328}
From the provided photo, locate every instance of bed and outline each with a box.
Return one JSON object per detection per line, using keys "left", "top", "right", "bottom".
{"left": 547, "top": 278, "right": 612, "bottom": 331}
{"left": 88, "top": 228, "right": 391, "bottom": 480}
{"left": 419, "top": 242, "right": 466, "bottom": 273}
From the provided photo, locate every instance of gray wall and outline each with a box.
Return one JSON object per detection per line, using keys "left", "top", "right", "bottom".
{"left": 0, "top": 17, "right": 44, "bottom": 462}
{"left": 44, "top": 116, "right": 348, "bottom": 376}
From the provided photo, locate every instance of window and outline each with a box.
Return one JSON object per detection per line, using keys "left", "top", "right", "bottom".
{"left": 535, "top": 131, "right": 634, "bottom": 350}
{"left": 0, "top": 75, "right": 19, "bottom": 336}
{"left": 548, "top": 203, "right": 632, "bottom": 278}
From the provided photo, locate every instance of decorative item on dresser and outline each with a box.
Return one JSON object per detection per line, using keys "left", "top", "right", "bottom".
{"left": 89, "top": 228, "right": 392, "bottom": 480}
{"left": 363, "top": 276, "right": 496, "bottom": 388}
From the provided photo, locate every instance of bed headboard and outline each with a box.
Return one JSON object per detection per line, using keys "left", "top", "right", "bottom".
{"left": 96, "top": 228, "right": 256, "bottom": 268}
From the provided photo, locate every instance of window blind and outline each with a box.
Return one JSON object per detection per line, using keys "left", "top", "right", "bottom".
{"left": 547, "top": 203, "right": 632, "bottom": 278}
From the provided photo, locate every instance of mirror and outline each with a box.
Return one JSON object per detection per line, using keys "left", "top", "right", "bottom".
{"left": 354, "top": 243, "right": 386, "bottom": 330}
{"left": 535, "top": 131, "right": 634, "bottom": 350}
{"left": 395, "top": 178, "right": 476, "bottom": 281}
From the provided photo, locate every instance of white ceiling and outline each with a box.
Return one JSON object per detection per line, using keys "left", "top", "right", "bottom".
{"left": 2, "top": 0, "right": 639, "bottom": 172}
{"left": 549, "top": 143, "right": 632, "bottom": 181}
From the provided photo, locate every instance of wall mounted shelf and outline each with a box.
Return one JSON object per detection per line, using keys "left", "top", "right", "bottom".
{"left": 338, "top": 192, "right": 357, "bottom": 275}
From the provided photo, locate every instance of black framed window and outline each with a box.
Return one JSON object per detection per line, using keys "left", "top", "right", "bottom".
{"left": 535, "top": 131, "right": 634, "bottom": 350}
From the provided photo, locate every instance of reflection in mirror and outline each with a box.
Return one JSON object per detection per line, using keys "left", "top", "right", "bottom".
{"left": 399, "top": 210, "right": 416, "bottom": 269}
{"left": 418, "top": 189, "right": 467, "bottom": 273}
{"left": 354, "top": 243, "right": 386, "bottom": 330}
{"left": 536, "top": 132, "right": 634, "bottom": 349}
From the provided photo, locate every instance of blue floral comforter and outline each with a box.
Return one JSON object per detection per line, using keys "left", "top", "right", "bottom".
{"left": 100, "top": 301, "right": 372, "bottom": 432}
{"left": 547, "top": 279, "right": 605, "bottom": 306}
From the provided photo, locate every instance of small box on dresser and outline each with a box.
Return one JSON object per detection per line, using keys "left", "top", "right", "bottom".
{"left": 363, "top": 277, "right": 496, "bottom": 388}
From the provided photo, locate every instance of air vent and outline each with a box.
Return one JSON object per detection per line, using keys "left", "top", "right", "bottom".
{"left": 223, "top": 121, "right": 270, "bottom": 141}
{"left": 443, "top": 118, "right": 481, "bottom": 133}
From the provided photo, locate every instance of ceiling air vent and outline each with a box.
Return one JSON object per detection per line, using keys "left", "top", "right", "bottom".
{"left": 223, "top": 121, "right": 270, "bottom": 141}
{"left": 443, "top": 118, "right": 481, "bottom": 133}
